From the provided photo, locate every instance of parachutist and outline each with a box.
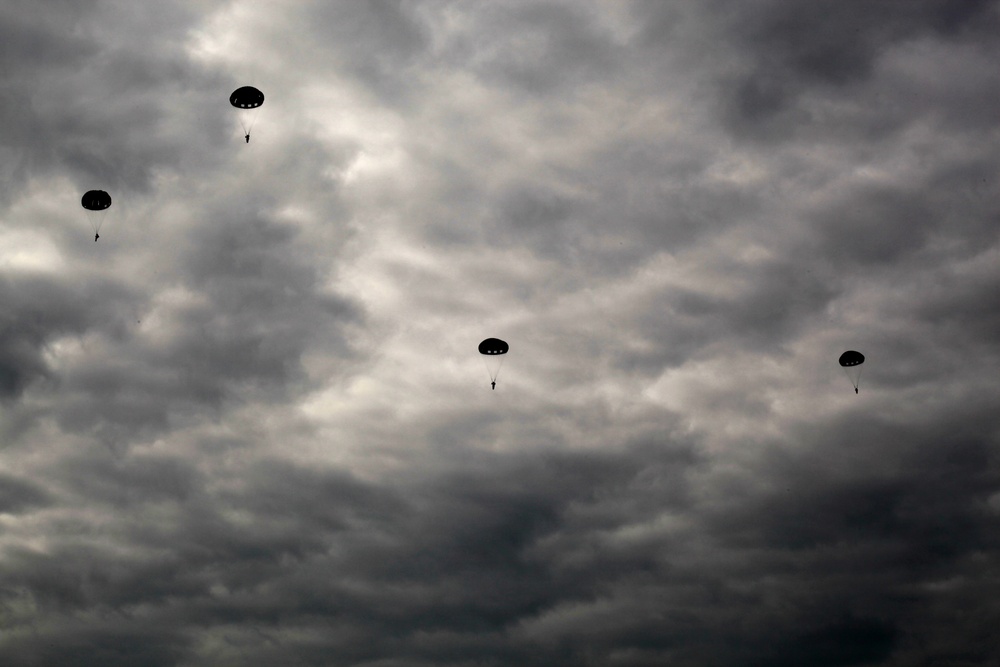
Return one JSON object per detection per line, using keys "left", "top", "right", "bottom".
{"left": 82, "top": 190, "right": 111, "bottom": 239}
{"left": 479, "top": 338, "right": 509, "bottom": 391}
{"left": 839, "top": 350, "right": 865, "bottom": 394}
{"left": 230, "top": 86, "right": 264, "bottom": 144}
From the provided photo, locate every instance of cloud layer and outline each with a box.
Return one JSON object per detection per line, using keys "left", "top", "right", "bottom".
{"left": 1, "top": 1, "right": 999, "bottom": 665}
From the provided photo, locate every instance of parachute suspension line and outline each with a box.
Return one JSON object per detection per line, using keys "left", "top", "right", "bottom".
{"left": 482, "top": 356, "right": 503, "bottom": 382}
{"left": 238, "top": 106, "right": 261, "bottom": 138}
{"left": 841, "top": 363, "right": 863, "bottom": 391}
{"left": 92, "top": 209, "right": 109, "bottom": 234}
{"left": 483, "top": 355, "right": 503, "bottom": 382}
{"left": 844, "top": 366, "right": 860, "bottom": 392}
{"left": 841, "top": 366, "right": 861, "bottom": 392}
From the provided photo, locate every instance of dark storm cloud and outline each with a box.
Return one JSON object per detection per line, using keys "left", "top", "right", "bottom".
{"left": 310, "top": 2, "right": 427, "bottom": 69}
{"left": 40, "top": 193, "right": 362, "bottom": 449}
{"left": 4, "top": 392, "right": 1000, "bottom": 666}
{"left": 803, "top": 156, "right": 1000, "bottom": 271}
{"left": 0, "top": 432, "right": 707, "bottom": 667}
{"left": 697, "top": 0, "right": 1000, "bottom": 139}
{"left": 0, "top": 623, "right": 188, "bottom": 667}
{"left": 606, "top": 258, "right": 838, "bottom": 377}
{"left": 179, "top": 207, "right": 358, "bottom": 393}
{"left": 724, "top": 0, "right": 994, "bottom": 85}
{"left": 443, "top": 1, "right": 621, "bottom": 96}
{"left": 0, "top": 273, "right": 136, "bottom": 402}
{"left": 0, "top": 456, "right": 397, "bottom": 628}
{"left": 0, "top": 0, "right": 229, "bottom": 204}
{"left": 916, "top": 262, "right": 1000, "bottom": 342}
{"left": 0, "top": 472, "right": 50, "bottom": 514}
{"left": 809, "top": 182, "right": 938, "bottom": 266}
{"left": 688, "top": 395, "right": 1000, "bottom": 665}
{"left": 488, "top": 155, "right": 764, "bottom": 269}
{"left": 0, "top": 1, "right": 97, "bottom": 68}
{"left": 0, "top": 1, "right": 100, "bottom": 116}
{"left": 716, "top": 405, "right": 1000, "bottom": 559}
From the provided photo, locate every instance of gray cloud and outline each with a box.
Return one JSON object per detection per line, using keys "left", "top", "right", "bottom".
{"left": 0, "top": 472, "right": 50, "bottom": 514}
{"left": 1, "top": 1, "right": 998, "bottom": 665}
{"left": 705, "top": 0, "right": 1000, "bottom": 140}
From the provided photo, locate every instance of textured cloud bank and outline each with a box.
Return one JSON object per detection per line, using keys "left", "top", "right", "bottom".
{"left": 1, "top": 1, "right": 999, "bottom": 665}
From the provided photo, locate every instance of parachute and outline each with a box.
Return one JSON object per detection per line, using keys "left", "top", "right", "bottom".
{"left": 229, "top": 86, "right": 264, "bottom": 142}
{"left": 81, "top": 190, "right": 112, "bottom": 236}
{"left": 839, "top": 350, "right": 865, "bottom": 394}
{"left": 479, "top": 338, "right": 508, "bottom": 387}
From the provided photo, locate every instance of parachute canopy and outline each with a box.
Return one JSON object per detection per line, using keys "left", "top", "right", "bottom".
{"left": 479, "top": 338, "right": 509, "bottom": 356}
{"left": 839, "top": 350, "right": 865, "bottom": 393}
{"left": 230, "top": 86, "right": 264, "bottom": 109}
{"left": 839, "top": 351, "right": 864, "bottom": 367}
{"left": 81, "top": 190, "right": 111, "bottom": 211}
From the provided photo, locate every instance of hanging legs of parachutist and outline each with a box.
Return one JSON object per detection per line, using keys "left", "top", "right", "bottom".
{"left": 491, "top": 381, "right": 496, "bottom": 390}
{"left": 94, "top": 232, "right": 99, "bottom": 242}
{"left": 855, "top": 387, "right": 858, "bottom": 394}
{"left": 245, "top": 133, "right": 250, "bottom": 143}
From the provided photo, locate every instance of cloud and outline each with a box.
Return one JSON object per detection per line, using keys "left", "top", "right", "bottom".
{"left": 1, "top": 1, "right": 999, "bottom": 665}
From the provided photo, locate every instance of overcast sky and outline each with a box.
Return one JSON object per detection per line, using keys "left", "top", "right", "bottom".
{"left": 1, "top": 1, "right": 999, "bottom": 665}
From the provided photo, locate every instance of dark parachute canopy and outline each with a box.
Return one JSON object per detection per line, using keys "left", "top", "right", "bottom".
{"left": 839, "top": 351, "right": 864, "bottom": 367}
{"left": 479, "top": 338, "right": 509, "bottom": 356}
{"left": 839, "top": 350, "right": 865, "bottom": 393}
{"left": 230, "top": 86, "right": 264, "bottom": 142}
{"left": 230, "top": 86, "right": 264, "bottom": 109}
{"left": 479, "top": 338, "right": 508, "bottom": 386}
{"left": 81, "top": 190, "right": 111, "bottom": 211}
